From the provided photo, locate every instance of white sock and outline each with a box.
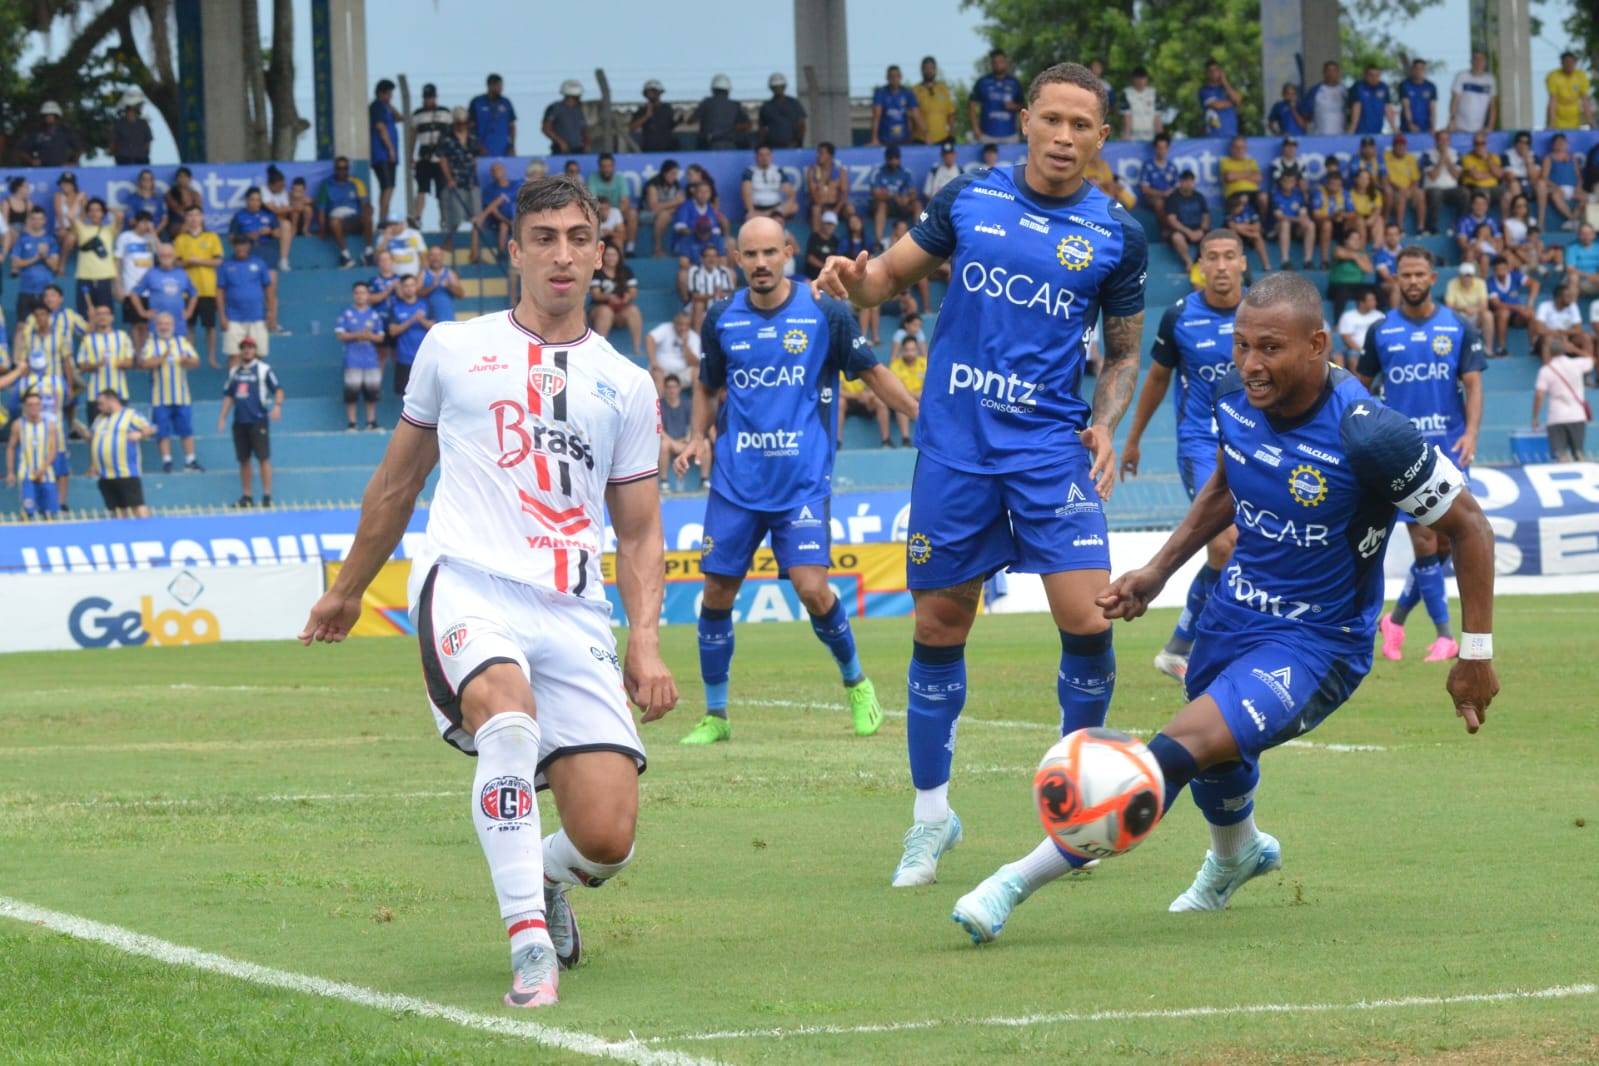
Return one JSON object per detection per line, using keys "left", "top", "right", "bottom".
{"left": 913, "top": 783, "right": 950, "bottom": 823}
{"left": 471, "top": 711, "right": 550, "bottom": 956}
{"left": 543, "top": 828, "right": 633, "bottom": 888}
{"left": 1003, "top": 838, "right": 1076, "bottom": 896}
{"left": 1209, "top": 814, "right": 1259, "bottom": 861}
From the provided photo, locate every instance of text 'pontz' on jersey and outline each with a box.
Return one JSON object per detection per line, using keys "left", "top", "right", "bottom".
{"left": 908, "top": 162, "right": 1147, "bottom": 475}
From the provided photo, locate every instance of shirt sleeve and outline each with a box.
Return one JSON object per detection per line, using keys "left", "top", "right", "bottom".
{"left": 1149, "top": 302, "right": 1182, "bottom": 368}
{"left": 399, "top": 325, "right": 445, "bottom": 428}
{"left": 824, "top": 295, "right": 878, "bottom": 380}
{"left": 1341, "top": 399, "right": 1465, "bottom": 526}
{"left": 608, "top": 375, "right": 659, "bottom": 484}
{"left": 1100, "top": 203, "right": 1148, "bottom": 319}
{"left": 1457, "top": 320, "right": 1487, "bottom": 375}
{"left": 1357, "top": 324, "right": 1384, "bottom": 378}
{"left": 696, "top": 300, "right": 728, "bottom": 389}
{"left": 908, "top": 170, "right": 976, "bottom": 260}
{"left": 267, "top": 367, "right": 281, "bottom": 393}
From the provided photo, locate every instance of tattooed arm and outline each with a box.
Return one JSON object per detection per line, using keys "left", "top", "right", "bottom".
{"left": 1080, "top": 310, "right": 1144, "bottom": 499}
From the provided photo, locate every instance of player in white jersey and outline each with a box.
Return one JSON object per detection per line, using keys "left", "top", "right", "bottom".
{"left": 300, "top": 177, "right": 677, "bottom": 1009}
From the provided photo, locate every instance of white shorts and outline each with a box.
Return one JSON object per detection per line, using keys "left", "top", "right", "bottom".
{"left": 410, "top": 559, "right": 645, "bottom": 787}
{"left": 224, "top": 320, "right": 270, "bottom": 356}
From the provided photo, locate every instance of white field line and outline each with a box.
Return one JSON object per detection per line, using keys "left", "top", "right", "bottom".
{"left": 741, "top": 699, "right": 1388, "bottom": 753}
{"left": 0, "top": 790, "right": 461, "bottom": 811}
{"left": 650, "top": 983, "right": 1599, "bottom": 1044}
{"left": 0, "top": 896, "right": 713, "bottom": 1066}
{"left": 0, "top": 735, "right": 420, "bottom": 756}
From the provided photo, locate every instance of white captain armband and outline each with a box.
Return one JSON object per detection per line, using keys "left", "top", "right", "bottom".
{"left": 1395, "top": 446, "right": 1465, "bottom": 526}
{"left": 1459, "top": 633, "right": 1493, "bottom": 660}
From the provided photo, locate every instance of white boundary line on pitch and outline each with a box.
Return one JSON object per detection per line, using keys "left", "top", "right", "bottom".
{"left": 0, "top": 896, "right": 713, "bottom": 1066}
{"left": 741, "top": 699, "right": 1388, "bottom": 753}
{"left": 648, "top": 982, "right": 1599, "bottom": 1044}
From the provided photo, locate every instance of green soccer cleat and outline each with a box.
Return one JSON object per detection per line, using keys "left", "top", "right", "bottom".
{"left": 846, "top": 677, "right": 884, "bottom": 736}
{"left": 679, "top": 714, "right": 731, "bottom": 746}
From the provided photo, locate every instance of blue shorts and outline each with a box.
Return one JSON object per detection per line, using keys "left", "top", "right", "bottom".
{"left": 1178, "top": 448, "right": 1218, "bottom": 501}
{"left": 700, "top": 490, "right": 831, "bottom": 577}
{"left": 52, "top": 451, "right": 71, "bottom": 477}
{"left": 21, "top": 477, "right": 59, "bottom": 516}
{"left": 1185, "top": 619, "right": 1365, "bottom": 767}
{"left": 152, "top": 404, "right": 193, "bottom": 440}
{"left": 905, "top": 451, "right": 1110, "bottom": 590}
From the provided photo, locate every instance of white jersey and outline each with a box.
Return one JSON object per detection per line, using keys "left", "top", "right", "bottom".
{"left": 402, "top": 311, "right": 660, "bottom": 605}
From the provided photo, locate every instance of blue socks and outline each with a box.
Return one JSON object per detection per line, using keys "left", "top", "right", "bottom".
{"left": 1391, "top": 566, "right": 1422, "bottom": 624}
{"left": 1415, "top": 554, "right": 1453, "bottom": 637}
{"left": 698, "top": 606, "right": 734, "bottom": 719}
{"left": 809, "top": 596, "right": 864, "bottom": 685}
{"left": 1167, "top": 565, "right": 1219, "bottom": 655}
{"left": 906, "top": 641, "right": 966, "bottom": 790}
{"left": 1057, "top": 629, "right": 1116, "bottom": 735}
{"left": 1148, "top": 733, "right": 1198, "bottom": 815}
{"left": 1189, "top": 760, "right": 1259, "bottom": 826}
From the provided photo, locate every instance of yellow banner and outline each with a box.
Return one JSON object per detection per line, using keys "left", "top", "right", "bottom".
{"left": 325, "top": 560, "right": 416, "bottom": 637}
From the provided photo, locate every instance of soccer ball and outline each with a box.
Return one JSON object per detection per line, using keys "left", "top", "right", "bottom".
{"left": 1033, "top": 728, "right": 1165, "bottom": 860}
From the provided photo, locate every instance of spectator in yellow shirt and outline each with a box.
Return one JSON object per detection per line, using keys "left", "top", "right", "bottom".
{"left": 889, "top": 336, "right": 926, "bottom": 446}
{"left": 1082, "top": 156, "right": 1136, "bottom": 209}
{"left": 67, "top": 196, "right": 120, "bottom": 317}
{"left": 173, "top": 205, "right": 223, "bottom": 368}
{"left": 1460, "top": 133, "right": 1502, "bottom": 197}
{"left": 1382, "top": 133, "right": 1425, "bottom": 233}
{"left": 1218, "top": 136, "right": 1267, "bottom": 216}
{"left": 1545, "top": 52, "right": 1595, "bottom": 130}
{"left": 913, "top": 57, "right": 956, "bottom": 145}
{"left": 837, "top": 371, "right": 890, "bottom": 447}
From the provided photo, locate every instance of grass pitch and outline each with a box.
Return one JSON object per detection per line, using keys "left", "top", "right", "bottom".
{"left": 2, "top": 598, "right": 1596, "bottom": 1064}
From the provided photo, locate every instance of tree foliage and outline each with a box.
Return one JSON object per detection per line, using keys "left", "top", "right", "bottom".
{"left": 961, "top": 0, "right": 1265, "bottom": 136}
{"left": 1, "top": 0, "right": 304, "bottom": 165}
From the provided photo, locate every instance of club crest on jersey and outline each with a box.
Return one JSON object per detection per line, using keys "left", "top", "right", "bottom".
{"left": 1431, "top": 333, "right": 1453, "bottom": 357}
{"left": 479, "top": 775, "right": 533, "bottom": 822}
{"left": 439, "top": 623, "right": 469, "bottom": 657}
{"left": 783, "top": 328, "right": 808, "bottom": 354}
{"left": 1287, "top": 463, "right": 1328, "bottom": 507}
{"left": 908, "top": 532, "right": 933, "bottom": 564}
{"left": 700, "top": 534, "right": 716, "bottom": 559}
{"left": 527, "top": 365, "right": 567, "bottom": 397}
{"left": 1056, "top": 235, "right": 1094, "bottom": 271}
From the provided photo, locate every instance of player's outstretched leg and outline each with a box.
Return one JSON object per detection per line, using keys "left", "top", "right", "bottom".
{"left": 800, "top": 580, "right": 882, "bottom": 737}
{"left": 1156, "top": 565, "right": 1220, "bottom": 682}
{"left": 542, "top": 829, "right": 632, "bottom": 970}
{"left": 952, "top": 628, "right": 1115, "bottom": 943}
{"left": 681, "top": 605, "right": 733, "bottom": 745}
{"left": 1168, "top": 760, "right": 1281, "bottom": 912}
{"left": 894, "top": 639, "right": 966, "bottom": 886}
{"left": 472, "top": 710, "right": 559, "bottom": 1007}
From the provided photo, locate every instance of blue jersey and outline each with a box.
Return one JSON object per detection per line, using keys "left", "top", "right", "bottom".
{"left": 369, "top": 99, "right": 398, "bottom": 163}
{"left": 422, "top": 267, "right": 457, "bottom": 323}
{"left": 872, "top": 85, "right": 918, "bottom": 145}
{"left": 1398, "top": 78, "right": 1437, "bottom": 130}
{"left": 469, "top": 93, "right": 517, "bottom": 156}
{"left": 336, "top": 305, "right": 383, "bottom": 370}
{"left": 1371, "top": 244, "right": 1399, "bottom": 278}
{"left": 971, "top": 74, "right": 1023, "bottom": 138}
{"left": 222, "top": 360, "right": 281, "bottom": 424}
{"left": 1547, "top": 155, "right": 1579, "bottom": 188}
{"left": 1152, "top": 291, "right": 1238, "bottom": 457}
{"left": 1357, "top": 306, "right": 1485, "bottom": 452}
{"left": 1268, "top": 100, "right": 1306, "bottom": 135}
{"left": 1351, "top": 81, "right": 1390, "bottom": 133}
{"left": 11, "top": 232, "right": 58, "bottom": 294}
{"left": 698, "top": 285, "right": 877, "bottom": 512}
{"left": 388, "top": 297, "right": 430, "bottom": 365}
{"left": 1198, "top": 84, "right": 1238, "bottom": 136}
{"left": 908, "top": 164, "right": 1147, "bottom": 474}
{"left": 1271, "top": 185, "right": 1307, "bottom": 220}
{"left": 123, "top": 192, "right": 165, "bottom": 231}
{"left": 135, "top": 267, "right": 196, "bottom": 335}
{"left": 1210, "top": 366, "right": 1466, "bottom": 664}
{"left": 1140, "top": 159, "right": 1179, "bottom": 192}
{"left": 217, "top": 256, "right": 271, "bottom": 321}
{"left": 230, "top": 208, "right": 277, "bottom": 252}
{"left": 1486, "top": 268, "right": 1525, "bottom": 305}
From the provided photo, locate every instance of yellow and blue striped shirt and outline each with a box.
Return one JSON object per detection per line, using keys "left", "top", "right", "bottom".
{"left": 144, "top": 335, "right": 198, "bottom": 406}
{"left": 76, "top": 330, "right": 137, "bottom": 401}
{"left": 91, "top": 408, "right": 152, "bottom": 479}
{"left": 16, "top": 309, "right": 87, "bottom": 376}
{"left": 15, "top": 418, "right": 56, "bottom": 480}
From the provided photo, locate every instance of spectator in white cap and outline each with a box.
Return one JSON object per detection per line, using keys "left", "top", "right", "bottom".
{"left": 695, "top": 74, "right": 748, "bottom": 150}
{"left": 804, "top": 210, "right": 840, "bottom": 280}
{"left": 110, "top": 89, "right": 153, "bottom": 165}
{"left": 543, "top": 79, "right": 589, "bottom": 154}
{"left": 758, "top": 72, "right": 806, "bottom": 148}
{"left": 1445, "top": 259, "right": 1494, "bottom": 354}
{"left": 26, "top": 101, "right": 80, "bottom": 167}
{"left": 631, "top": 79, "right": 678, "bottom": 152}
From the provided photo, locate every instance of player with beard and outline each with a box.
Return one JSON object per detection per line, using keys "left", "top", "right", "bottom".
{"left": 1121, "top": 230, "right": 1245, "bottom": 682}
{"left": 816, "top": 62, "right": 1149, "bottom": 916}
{"left": 1356, "top": 247, "right": 1485, "bottom": 663}
{"left": 299, "top": 176, "right": 677, "bottom": 1008}
{"left": 674, "top": 216, "right": 920, "bottom": 745}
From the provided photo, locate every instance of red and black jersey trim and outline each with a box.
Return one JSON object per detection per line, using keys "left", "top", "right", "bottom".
{"left": 400, "top": 411, "right": 437, "bottom": 429}
{"left": 608, "top": 467, "right": 659, "bottom": 485}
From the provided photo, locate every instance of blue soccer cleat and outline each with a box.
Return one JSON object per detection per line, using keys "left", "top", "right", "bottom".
{"left": 1168, "top": 831, "right": 1282, "bottom": 912}
{"left": 890, "top": 811, "right": 963, "bottom": 887}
